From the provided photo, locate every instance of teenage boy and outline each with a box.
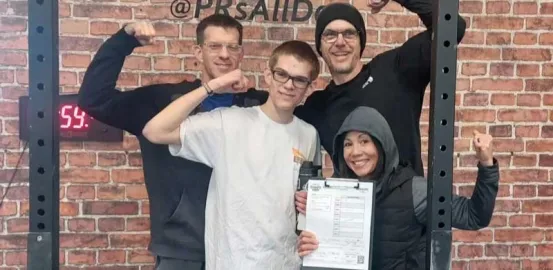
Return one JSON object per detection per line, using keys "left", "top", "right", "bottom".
{"left": 142, "top": 40, "right": 321, "bottom": 270}
{"left": 77, "top": 14, "right": 267, "bottom": 269}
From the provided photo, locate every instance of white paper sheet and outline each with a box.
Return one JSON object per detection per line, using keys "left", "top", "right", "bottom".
{"left": 302, "top": 179, "right": 375, "bottom": 270}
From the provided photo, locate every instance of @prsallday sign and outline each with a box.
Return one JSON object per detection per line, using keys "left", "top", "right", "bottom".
{"left": 171, "top": 0, "right": 327, "bottom": 22}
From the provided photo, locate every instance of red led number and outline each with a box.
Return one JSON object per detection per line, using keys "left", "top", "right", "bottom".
{"left": 60, "top": 105, "right": 89, "bottom": 129}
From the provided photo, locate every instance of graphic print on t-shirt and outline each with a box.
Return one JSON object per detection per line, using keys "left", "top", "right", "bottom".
{"left": 293, "top": 148, "right": 307, "bottom": 165}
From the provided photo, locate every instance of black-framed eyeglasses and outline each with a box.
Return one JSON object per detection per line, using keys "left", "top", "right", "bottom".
{"left": 202, "top": 42, "right": 242, "bottom": 54}
{"left": 321, "top": 29, "right": 360, "bottom": 43}
{"left": 272, "top": 69, "right": 311, "bottom": 89}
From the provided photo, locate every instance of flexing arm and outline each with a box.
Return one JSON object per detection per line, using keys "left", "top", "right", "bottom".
{"left": 77, "top": 22, "right": 160, "bottom": 136}
{"left": 413, "top": 131, "right": 499, "bottom": 230}
{"left": 142, "top": 69, "right": 249, "bottom": 145}
{"left": 413, "top": 160, "right": 499, "bottom": 230}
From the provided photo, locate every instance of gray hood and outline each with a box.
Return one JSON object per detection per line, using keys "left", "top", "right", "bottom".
{"left": 331, "top": 106, "right": 399, "bottom": 182}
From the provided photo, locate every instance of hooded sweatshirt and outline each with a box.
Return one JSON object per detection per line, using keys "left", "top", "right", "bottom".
{"left": 331, "top": 107, "right": 500, "bottom": 269}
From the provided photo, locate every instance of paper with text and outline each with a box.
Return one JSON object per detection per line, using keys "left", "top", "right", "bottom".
{"left": 302, "top": 179, "right": 375, "bottom": 270}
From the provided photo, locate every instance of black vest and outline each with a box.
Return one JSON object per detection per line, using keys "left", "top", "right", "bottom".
{"left": 371, "top": 164, "right": 426, "bottom": 270}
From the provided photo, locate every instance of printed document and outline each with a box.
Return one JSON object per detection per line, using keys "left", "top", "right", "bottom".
{"left": 302, "top": 179, "right": 375, "bottom": 270}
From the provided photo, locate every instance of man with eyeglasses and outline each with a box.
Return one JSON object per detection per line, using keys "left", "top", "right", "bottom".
{"left": 78, "top": 15, "right": 267, "bottom": 270}
{"left": 295, "top": 2, "right": 467, "bottom": 177}
{"left": 142, "top": 40, "right": 321, "bottom": 270}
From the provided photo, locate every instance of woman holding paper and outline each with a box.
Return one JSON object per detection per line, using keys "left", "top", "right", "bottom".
{"left": 295, "top": 106, "right": 500, "bottom": 270}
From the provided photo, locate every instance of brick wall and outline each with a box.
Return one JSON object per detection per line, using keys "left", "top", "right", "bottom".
{"left": 0, "top": 0, "right": 552, "bottom": 269}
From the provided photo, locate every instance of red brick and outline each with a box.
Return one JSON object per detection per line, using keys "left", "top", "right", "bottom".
{"left": 486, "top": 32, "right": 511, "bottom": 45}
{"left": 508, "top": 214, "right": 534, "bottom": 227}
{"left": 66, "top": 185, "right": 95, "bottom": 200}
{"left": 526, "top": 18, "right": 553, "bottom": 30}
{"left": 98, "top": 218, "right": 125, "bottom": 232}
{"left": 486, "top": 1, "right": 510, "bottom": 14}
{"left": 111, "top": 169, "right": 144, "bottom": 184}
{"left": 517, "top": 94, "right": 542, "bottom": 107}
{"left": 6, "top": 218, "right": 28, "bottom": 233}
{"left": 97, "top": 186, "right": 126, "bottom": 200}
{"left": 515, "top": 2, "right": 538, "bottom": 14}
{"left": 470, "top": 260, "right": 521, "bottom": 269}
{"left": 83, "top": 201, "right": 138, "bottom": 215}
{"left": 512, "top": 154, "right": 537, "bottom": 166}
{"left": 460, "top": 31, "right": 485, "bottom": 45}
{"left": 60, "top": 168, "right": 109, "bottom": 183}
{"left": 503, "top": 48, "right": 552, "bottom": 61}
{"left": 473, "top": 16, "right": 524, "bottom": 30}
{"left": 62, "top": 54, "right": 91, "bottom": 68}
{"left": 268, "top": 27, "right": 294, "bottom": 40}
{"left": 536, "top": 214, "right": 553, "bottom": 227}
{"left": 5, "top": 251, "right": 26, "bottom": 265}
{"left": 153, "top": 56, "right": 182, "bottom": 71}
{"left": 90, "top": 21, "right": 121, "bottom": 35}
{"left": 461, "top": 63, "right": 487, "bottom": 76}
{"left": 513, "top": 32, "right": 537, "bottom": 45}
{"left": 512, "top": 244, "right": 534, "bottom": 257}
{"left": 60, "top": 19, "right": 89, "bottom": 35}
{"left": 98, "top": 152, "right": 127, "bottom": 167}
{"left": 67, "top": 250, "right": 95, "bottom": 264}
{"left": 126, "top": 185, "right": 148, "bottom": 200}
{"left": 458, "top": 244, "right": 483, "bottom": 258}
{"left": 73, "top": 5, "right": 132, "bottom": 19}
{"left": 60, "top": 234, "right": 108, "bottom": 248}
{"left": 110, "top": 234, "right": 150, "bottom": 248}
{"left": 98, "top": 250, "right": 126, "bottom": 264}
{"left": 485, "top": 244, "right": 509, "bottom": 257}
{"left": 0, "top": 17, "right": 26, "bottom": 32}
{"left": 458, "top": 47, "right": 501, "bottom": 60}
{"left": 460, "top": 1, "right": 483, "bottom": 13}
{"left": 526, "top": 79, "right": 553, "bottom": 91}
{"left": 128, "top": 249, "right": 155, "bottom": 263}
{"left": 67, "top": 218, "right": 95, "bottom": 232}
{"left": 127, "top": 217, "right": 150, "bottom": 231}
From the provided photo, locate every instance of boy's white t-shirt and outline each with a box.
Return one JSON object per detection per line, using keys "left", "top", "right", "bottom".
{"left": 169, "top": 105, "right": 318, "bottom": 270}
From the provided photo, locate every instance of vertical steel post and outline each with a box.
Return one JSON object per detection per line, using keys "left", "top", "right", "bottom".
{"left": 26, "top": 0, "right": 60, "bottom": 269}
{"left": 426, "top": 0, "right": 459, "bottom": 268}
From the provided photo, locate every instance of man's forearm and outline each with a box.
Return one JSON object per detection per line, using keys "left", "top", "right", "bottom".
{"left": 142, "top": 85, "right": 210, "bottom": 144}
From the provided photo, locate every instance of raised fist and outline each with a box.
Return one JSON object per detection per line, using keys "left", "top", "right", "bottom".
{"left": 368, "top": 0, "right": 390, "bottom": 13}
{"left": 208, "top": 69, "right": 249, "bottom": 94}
{"left": 124, "top": 22, "right": 156, "bottom": 46}
{"left": 472, "top": 130, "right": 494, "bottom": 166}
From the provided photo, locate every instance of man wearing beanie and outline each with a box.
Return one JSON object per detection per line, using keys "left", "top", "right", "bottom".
{"left": 295, "top": 1, "right": 467, "bottom": 176}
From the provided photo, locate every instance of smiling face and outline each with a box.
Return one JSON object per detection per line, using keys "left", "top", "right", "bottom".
{"left": 194, "top": 26, "right": 243, "bottom": 80}
{"left": 342, "top": 130, "right": 379, "bottom": 178}
{"left": 264, "top": 54, "right": 313, "bottom": 112}
{"left": 319, "top": 19, "right": 362, "bottom": 76}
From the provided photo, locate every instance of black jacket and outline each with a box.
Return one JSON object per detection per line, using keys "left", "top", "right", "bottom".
{"left": 295, "top": 0, "right": 468, "bottom": 177}
{"left": 77, "top": 28, "right": 268, "bottom": 261}
{"left": 332, "top": 107, "right": 500, "bottom": 269}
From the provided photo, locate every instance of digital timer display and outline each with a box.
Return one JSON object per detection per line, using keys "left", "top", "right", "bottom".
{"left": 19, "top": 94, "right": 123, "bottom": 142}
{"left": 59, "top": 104, "right": 89, "bottom": 130}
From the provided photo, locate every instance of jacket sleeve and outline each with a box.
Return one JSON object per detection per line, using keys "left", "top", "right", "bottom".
{"left": 393, "top": 0, "right": 467, "bottom": 93}
{"left": 412, "top": 159, "right": 500, "bottom": 230}
{"left": 77, "top": 27, "right": 161, "bottom": 136}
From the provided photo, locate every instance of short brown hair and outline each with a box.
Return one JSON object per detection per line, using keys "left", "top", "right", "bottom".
{"left": 268, "top": 40, "right": 320, "bottom": 80}
{"left": 196, "top": 14, "right": 243, "bottom": 45}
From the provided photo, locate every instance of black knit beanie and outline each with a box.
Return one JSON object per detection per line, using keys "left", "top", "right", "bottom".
{"left": 315, "top": 3, "right": 366, "bottom": 57}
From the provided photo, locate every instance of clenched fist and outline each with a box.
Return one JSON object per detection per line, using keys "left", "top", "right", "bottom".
{"left": 208, "top": 69, "right": 249, "bottom": 94}
{"left": 124, "top": 22, "right": 156, "bottom": 46}
{"left": 472, "top": 130, "right": 494, "bottom": 167}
